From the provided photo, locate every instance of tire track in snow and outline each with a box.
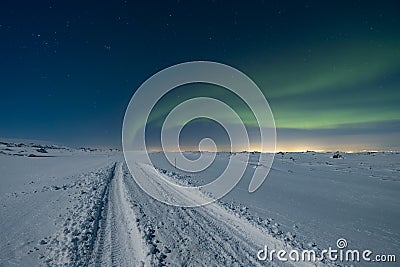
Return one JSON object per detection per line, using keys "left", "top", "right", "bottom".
{"left": 87, "top": 163, "right": 115, "bottom": 266}
{"left": 123, "top": 162, "right": 319, "bottom": 266}
{"left": 42, "top": 163, "right": 116, "bottom": 266}
{"left": 90, "top": 162, "right": 149, "bottom": 266}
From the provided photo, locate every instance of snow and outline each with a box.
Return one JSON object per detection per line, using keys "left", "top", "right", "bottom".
{"left": 150, "top": 151, "right": 400, "bottom": 265}
{"left": 0, "top": 140, "right": 119, "bottom": 266}
{"left": 0, "top": 140, "right": 399, "bottom": 266}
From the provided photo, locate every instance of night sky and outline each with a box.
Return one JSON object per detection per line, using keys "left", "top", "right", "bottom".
{"left": 1, "top": 1, "right": 399, "bottom": 151}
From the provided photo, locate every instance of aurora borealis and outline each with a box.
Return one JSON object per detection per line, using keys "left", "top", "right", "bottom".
{"left": 1, "top": 1, "right": 399, "bottom": 151}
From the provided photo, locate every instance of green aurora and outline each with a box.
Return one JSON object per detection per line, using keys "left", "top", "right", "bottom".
{"left": 2, "top": 1, "right": 399, "bottom": 151}
{"left": 140, "top": 38, "right": 400, "bottom": 151}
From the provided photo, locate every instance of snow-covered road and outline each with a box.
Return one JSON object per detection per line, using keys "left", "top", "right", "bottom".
{"left": 0, "top": 149, "right": 306, "bottom": 266}
{"left": 90, "top": 163, "right": 148, "bottom": 267}
{"left": 117, "top": 160, "right": 314, "bottom": 266}
{"left": 1, "top": 141, "right": 398, "bottom": 266}
{"left": 78, "top": 160, "right": 313, "bottom": 266}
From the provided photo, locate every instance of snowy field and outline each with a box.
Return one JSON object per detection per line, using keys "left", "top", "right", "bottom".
{"left": 0, "top": 140, "right": 399, "bottom": 266}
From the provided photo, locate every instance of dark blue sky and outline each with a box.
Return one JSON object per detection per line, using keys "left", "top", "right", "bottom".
{"left": 1, "top": 1, "right": 399, "bottom": 150}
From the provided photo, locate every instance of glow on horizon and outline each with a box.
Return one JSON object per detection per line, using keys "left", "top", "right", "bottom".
{"left": 145, "top": 145, "right": 394, "bottom": 153}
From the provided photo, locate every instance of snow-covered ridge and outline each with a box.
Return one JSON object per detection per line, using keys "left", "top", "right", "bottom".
{"left": 0, "top": 139, "right": 118, "bottom": 157}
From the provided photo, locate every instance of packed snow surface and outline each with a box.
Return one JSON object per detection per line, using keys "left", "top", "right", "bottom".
{"left": 0, "top": 140, "right": 399, "bottom": 266}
